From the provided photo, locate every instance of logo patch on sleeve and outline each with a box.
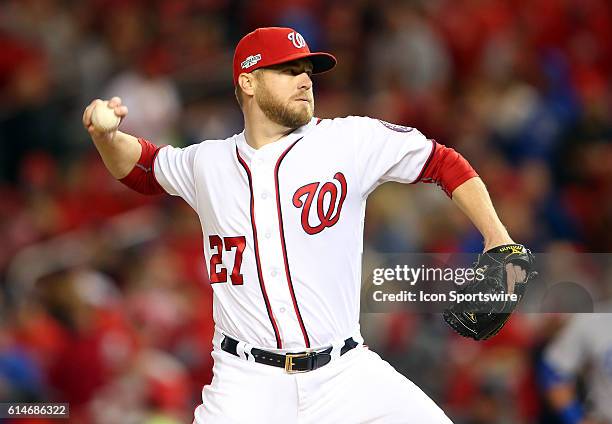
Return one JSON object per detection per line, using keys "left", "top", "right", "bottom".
{"left": 378, "top": 120, "right": 414, "bottom": 133}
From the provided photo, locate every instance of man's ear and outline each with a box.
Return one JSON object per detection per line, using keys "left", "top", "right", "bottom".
{"left": 238, "top": 73, "right": 256, "bottom": 97}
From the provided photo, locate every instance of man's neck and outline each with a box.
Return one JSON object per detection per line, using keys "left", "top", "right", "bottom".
{"left": 243, "top": 108, "right": 297, "bottom": 150}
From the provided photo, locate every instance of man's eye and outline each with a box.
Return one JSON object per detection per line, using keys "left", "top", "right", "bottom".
{"left": 286, "top": 69, "right": 312, "bottom": 76}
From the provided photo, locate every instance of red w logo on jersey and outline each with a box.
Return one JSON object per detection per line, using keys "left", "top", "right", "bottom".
{"left": 292, "top": 172, "right": 347, "bottom": 235}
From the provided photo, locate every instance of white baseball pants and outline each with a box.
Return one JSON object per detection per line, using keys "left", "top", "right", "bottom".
{"left": 193, "top": 345, "right": 453, "bottom": 423}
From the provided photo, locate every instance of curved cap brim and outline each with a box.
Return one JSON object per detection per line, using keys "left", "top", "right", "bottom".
{"left": 307, "top": 52, "right": 337, "bottom": 75}
{"left": 262, "top": 51, "right": 337, "bottom": 75}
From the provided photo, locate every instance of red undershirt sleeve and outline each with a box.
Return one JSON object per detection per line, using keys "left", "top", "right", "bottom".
{"left": 118, "top": 138, "right": 166, "bottom": 195}
{"left": 414, "top": 141, "right": 478, "bottom": 197}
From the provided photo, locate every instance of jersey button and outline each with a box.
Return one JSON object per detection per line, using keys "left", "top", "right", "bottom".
{"left": 270, "top": 269, "right": 278, "bottom": 277}
{"left": 264, "top": 231, "right": 272, "bottom": 239}
{"left": 279, "top": 307, "right": 286, "bottom": 313}
{"left": 261, "top": 192, "right": 269, "bottom": 200}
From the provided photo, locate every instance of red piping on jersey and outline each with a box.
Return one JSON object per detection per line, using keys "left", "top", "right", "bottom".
{"left": 150, "top": 141, "right": 163, "bottom": 190}
{"left": 236, "top": 147, "right": 283, "bottom": 349}
{"left": 274, "top": 137, "right": 311, "bottom": 348}
{"left": 412, "top": 138, "right": 437, "bottom": 184}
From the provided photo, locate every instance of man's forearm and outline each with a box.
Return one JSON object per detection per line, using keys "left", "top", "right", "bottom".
{"left": 451, "top": 177, "right": 513, "bottom": 251}
{"left": 92, "top": 130, "right": 141, "bottom": 179}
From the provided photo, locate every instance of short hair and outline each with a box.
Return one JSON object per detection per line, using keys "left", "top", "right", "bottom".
{"left": 235, "top": 84, "right": 245, "bottom": 108}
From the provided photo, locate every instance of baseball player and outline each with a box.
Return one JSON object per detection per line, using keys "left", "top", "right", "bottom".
{"left": 540, "top": 313, "right": 612, "bottom": 424}
{"left": 83, "top": 27, "right": 532, "bottom": 423}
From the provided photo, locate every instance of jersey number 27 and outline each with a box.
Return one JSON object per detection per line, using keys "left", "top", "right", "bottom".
{"left": 208, "top": 235, "right": 246, "bottom": 285}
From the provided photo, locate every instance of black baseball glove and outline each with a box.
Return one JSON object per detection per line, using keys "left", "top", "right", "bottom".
{"left": 443, "top": 244, "right": 536, "bottom": 341}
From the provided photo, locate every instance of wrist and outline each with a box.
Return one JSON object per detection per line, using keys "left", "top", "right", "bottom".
{"left": 483, "top": 236, "right": 514, "bottom": 252}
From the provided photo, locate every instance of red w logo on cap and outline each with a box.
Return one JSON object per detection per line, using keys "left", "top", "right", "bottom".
{"left": 288, "top": 32, "right": 306, "bottom": 49}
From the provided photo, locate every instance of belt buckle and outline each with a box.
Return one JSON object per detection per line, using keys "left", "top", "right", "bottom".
{"left": 284, "top": 352, "right": 312, "bottom": 374}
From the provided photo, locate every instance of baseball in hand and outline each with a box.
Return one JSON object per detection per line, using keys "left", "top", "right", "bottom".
{"left": 91, "top": 101, "right": 121, "bottom": 132}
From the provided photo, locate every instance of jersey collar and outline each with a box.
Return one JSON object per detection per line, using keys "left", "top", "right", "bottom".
{"left": 236, "top": 117, "right": 318, "bottom": 161}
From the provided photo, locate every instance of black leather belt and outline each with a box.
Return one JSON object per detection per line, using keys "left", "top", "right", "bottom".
{"left": 221, "top": 335, "right": 359, "bottom": 373}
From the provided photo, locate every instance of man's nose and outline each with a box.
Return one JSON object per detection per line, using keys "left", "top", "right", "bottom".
{"left": 298, "top": 73, "right": 312, "bottom": 90}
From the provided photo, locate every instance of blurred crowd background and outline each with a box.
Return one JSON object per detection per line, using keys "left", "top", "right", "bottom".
{"left": 1, "top": 0, "right": 611, "bottom": 422}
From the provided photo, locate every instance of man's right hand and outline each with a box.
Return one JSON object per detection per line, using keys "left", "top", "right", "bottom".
{"left": 82, "top": 96, "right": 141, "bottom": 179}
{"left": 82, "top": 97, "right": 129, "bottom": 143}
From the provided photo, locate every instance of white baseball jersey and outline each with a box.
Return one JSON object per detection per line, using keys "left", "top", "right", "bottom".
{"left": 153, "top": 116, "right": 433, "bottom": 351}
{"left": 545, "top": 313, "right": 612, "bottom": 421}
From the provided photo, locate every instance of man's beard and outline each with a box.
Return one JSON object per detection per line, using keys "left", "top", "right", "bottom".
{"left": 255, "top": 81, "right": 314, "bottom": 129}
